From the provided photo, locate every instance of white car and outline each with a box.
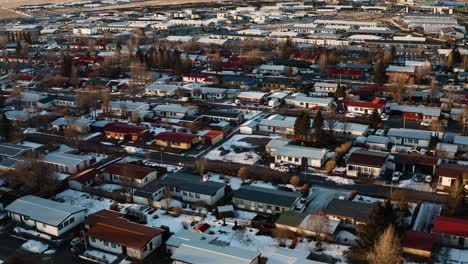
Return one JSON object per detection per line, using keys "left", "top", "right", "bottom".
{"left": 392, "top": 171, "right": 403, "bottom": 182}
{"left": 380, "top": 113, "right": 389, "bottom": 121}
{"left": 346, "top": 113, "right": 356, "bottom": 118}
{"left": 275, "top": 166, "right": 289, "bottom": 173}
{"left": 375, "top": 129, "right": 385, "bottom": 136}
{"left": 424, "top": 175, "right": 432, "bottom": 183}
{"left": 421, "top": 120, "right": 430, "bottom": 127}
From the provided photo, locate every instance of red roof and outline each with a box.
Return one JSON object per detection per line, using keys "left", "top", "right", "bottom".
{"left": 155, "top": 132, "right": 197, "bottom": 144}
{"left": 291, "top": 53, "right": 319, "bottom": 60}
{"left": 343, "top": 99, "right": 385, "bottom": 109}
{"left": 104, "top": 122, "right": 147, "bottom": 135}
{"left": 205, "top": 130, "right": 223, "bottom": 139}
{"left": 437, "top": 164, "right": 468, "bottom": 179}
{"left": 16, "top": 74, "right": 34, "bottom": 81}
{"left": 194, "top": 223, "right": 210, "bottom": 233}
{"left": 327, "top": 68, "right": 364, "bottom": 76}
{"left": 402, "top": 230, "right": 434, "bottom": 251}
{"left": 102, "top": 163, "right": 157, "bottom": 180}
{"left": 433, "top": 216, "right": 468, "bottom": 237}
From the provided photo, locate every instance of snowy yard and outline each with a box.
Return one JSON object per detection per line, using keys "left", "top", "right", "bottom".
{"left": 335, "top": 230, "right": 357, "bottom": 246}
{"left": 326, "top": 176, "right": 355, "bottom": 185}
{"left": 305, "top": 187, "right": 350, "bottom": 213}
{"left": 397, "top": 179, "right": 433, "bottom": 192}
{"left": 97, "top": 183, "right": 126, "bottom": 192}
{"left": 205, "top": 134, "right": 275, "bottom": 165}
{"left": 206, "top": 173, "right": 244, "bottom": 190}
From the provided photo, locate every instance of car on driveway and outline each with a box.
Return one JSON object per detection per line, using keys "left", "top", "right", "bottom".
{"left": 375, "top": 129, "right": 385, "bottom": 136}
{"left": 421, "top": 120, "right": 430, "bottom": 127}
{"left": 392, "top": 171, "right": 403, "bottom": 182}
{"left": 346, "top": 112, "right": 356, "bottom": 118}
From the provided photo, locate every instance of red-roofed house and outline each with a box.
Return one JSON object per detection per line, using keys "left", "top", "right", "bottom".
{"left": 432, "top": 216, "right": 468, "bottom": 248}
{"left": 154, "top": 132, "right": 200, "bottom": 150}
{"left": 104, "top": 122, "right": 148, "bottom": 141}
{"left": 436, "top": 164, "right": 468, "bottom": 191}
{"left": 85, "top": 209, "right": 164, "bottom": 260}
{"left": 291, "top": 53, "right": 319, "bottom": 63}
{"left": 402, "top": 230, "right": 434, "bottom": 258}
{"left": 194, "top": 223, "right": 211, "bottom": 233}
{"left": 102, "top": 163, "right": 158, "bottom": 187}
{"left": 344, "top": 98, "right": 386, "bottom": 115}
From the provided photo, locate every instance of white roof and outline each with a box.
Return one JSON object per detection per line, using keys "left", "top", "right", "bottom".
{"left": 436, "top": 143, "right": 458, "bottom": 153}
{"left": 154, "top": 104, "right": 196, "bottom": 113}
{"left": 268, "top": 248, "right": 326, "bottom": 264}
{"left": 238, "top": 91, "right": 267, "bottom": 100}
{"left": 197, "top": 37, "right": 227, "bottom": 45}
{"left": 259, "top": 64, "right": 286, "bottom": 71}
{"left": 386, "top": 65, "right": 414, "bottom": 73}
{"left": 5, "top": 195, "right": 85, "bottom": 226}
{"left": 366, "top": 135, "right": 390, "bottom": 144}
{"left": 108, "top": 101, "right": 148, "bottom": 111}
{"left": 290, "top": 96, "right": 333, "bottom": 106}
{"left": 166, "top": 35, "right": 193, "bottom": 42}
{"left": 390, "top": 104, "right": 440, "bottom": 117}
{"left": 43, "top": 152, "right": 91, "bottom": 167}
{"left": 387, "top": 128, "right": 432, "bottom": 140}
{"left": 172, "top": 241, "right": 260, "bottom": 264}
{"left": 313, "top": 82, "right": 338, "bottom": 88}
{"left": 275, "top": 145, "right": 327, "bottom": 160}
{"left": 454, "top": 135, "right": 468, "bottom": 145}
{"left": 166, "top": 230, "right": 217, "bottom": 248}
{"left": 145, "top": 84, "right": 179, "bottom": 91}
{"left": 348, "top": 34, "right": 382, "bottom": 40}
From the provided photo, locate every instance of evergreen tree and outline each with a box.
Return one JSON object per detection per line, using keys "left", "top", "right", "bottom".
{"left": 0, "top": 114, "right": 11, "bottom": 141}
{"left": 294, "top": 111, "right": 310, "bottom": 142}
{"left": 334, "top": 83, "right": 345, "bottom": 99}
{"left": 368, "top": 108, "right": 382, "bottom": 128}
{"left": 373, "top": 57, "right": 386, "bottom": 85}
{"left": 61, "top": 54, "right": 73, "bottom": 78}
{"left": 15, "top": 40, "right": 22, "bottom": 55}
{"left": 356, "top": 201, "right": 401, "bottom": 252}
{"left": 174, "top": 55, "right": 183, "bottom": 77}
{"left": 313, "top": 110, "right": 324, "bottom": 140}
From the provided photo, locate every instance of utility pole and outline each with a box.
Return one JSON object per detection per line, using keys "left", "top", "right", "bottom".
{"left": 82, "top": 230, "right": 88, "bottom": 251}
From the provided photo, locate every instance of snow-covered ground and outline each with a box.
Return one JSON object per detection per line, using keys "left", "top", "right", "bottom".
{"left": 397, "top": 179, "right": 433, "bottom": 192}
{"left": 436, "top": 248, "right": 468, "bottom": 264}
{"left": 21, "top": 240, "right": 49, "bottom": 254}
{"left": 97, "top": 183, "right": 126, "bottom": 192}
{"left": 326, "top": 176, "right": 355, "bottom": 185}
{"left": 250, "top": 181, "right": 278, "bottom": 190}
{"left": 55, "top": 190, "right": 116, "bottom": 215}
{"left": 412, "top": 202, "right": 442, "bottom": 232}
{"left": 206, "top": 173, "right": 243, "bottom": 190}
{"left": 305, "top": 187, "right": 350, "bottom": 213}
{"left": 83, "top": 250, "right": 118, "bottom": 264}
{"left": 205, "top": 134, "right": 274, "bottom": 165}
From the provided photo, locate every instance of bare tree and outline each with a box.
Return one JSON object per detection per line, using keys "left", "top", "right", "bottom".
{"left": 308, "top": 210, "right": 329, "bottom": 249}
{"left": 366, "top": 225, "right": 401, "bottom": 264}
{"left": 237, "top": 167, "right": 249, "bottom": 183}
{"left": 272, "top": 227, "right": 289, "bottom": 247}
{"left": 290, "top": 175, "right": 301, "bottom": 187}
{"left": 194, "top": 158, "right": 208, "bottom": 176}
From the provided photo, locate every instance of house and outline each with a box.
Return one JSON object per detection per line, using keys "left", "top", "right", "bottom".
{"left": 104, "top": 122, "right": 148, "bottom": 141}
{"left": 68, "top": 168, "right": 98, "bottom": 191}
{"left": 166, "top": 230, "right": 217, "bottom": 255}
{"left": 259, "top": 115, "right": 296, "bottom": 135}
{"left": 344, "top": 98, "right": 386, "bottom": 115}
{"left": 51, "top": 117, "right": 93, "bottom": 133}
{"left": 42, "top": 152, "right": 94, "bottom": 174}
{"left": 365, "top": 135, "right": 390, "bottom": 151}
{"left": 221, "top": 75, "right": 258, "bottom": 89}
{"left": 52, "top": 96, "right": 77, "bottom": 108}
{"left": 85, "top": 210, "right": 164, "bottom": 260}
{"left": 389, "top": 105, "right": 441, "bottom": 122}
{"left": 203, "top": 130, "right": 224, "bottom": 145}
{"left": 436, "top": 164, "right": 468, "bottom": 191}
{"left": 346, "top": 150, "right": 388, "bottom": 178}
{"left": 285, "top": 95, "right": 333, "bottom": 110}
{"left": 258, "top": 64, "right": 286, "bottom": 75}
{"left": 274, "top": 145, "right": 328, "bottom": 168}
{"left": 0, "top": 143, "right": 33, "bottom": 159}
{"left": 201, "top": 110, "right": 244, "bottom": 124}
{"left": 102, "top": 163, "right": 158, "bottom": 188}
{"left": 387, "top": 128, "right": 432, "bottom": 147}
{"left": 132, "top": 180, "right": 165, "bottom": 206}
{"left": 182, "top": 74, "right": 216, "bottom": 84}
{"left": 394, "top": 153, "right": 439, "bottom": 175}
{"left": 5, "top": 195, "right": 86, "bottom": 237}
{"left": 171, "top": 240, "right": 261, "bottom": 264}
{"left": 453, "top": 135, "right": 468, "bottom": 153}
{"left": 237, "top": 91, "right": 268, "bottom": 104}
{"left": 313, "top": 82, "right": 338, "bottom": 93}
{"left": 435, "top": 143, "right": 458, "bottom": 159}
{"left": 440, "top": 26, "right": 465, "bottom": 40}
{"left": 153, "top": 104, "right": 198, "bottom": 119}
{"left": 106, "top": 101, "right": 150, "bottom": 117}
{"left": 275, "top": 211, "right": 340, "bottom": 239}
{"left": 154, "top": 132, "right": 200, "bottom": 150}
{"left": 324, "top": 199, "right": 373, "bottom": 227}
{"left": 432, "top": 216, "right": 468, "bottom": 249}
{"left": 233, "top": 186, "right": 301, "bottom": 214}
{"left": 402, "top": 230, "right": 434, "bottom": 258}
{"left": 192, "top": 87, "right": 238, "bottom": 101}
{"left": 265, "top": 138, "right": 293, "bottom": 155}
{"left": 144, "top": 84, "right": 178, "bottom": 96}
{"left": 160, "top": 173, "right": 226, "bottom": 206}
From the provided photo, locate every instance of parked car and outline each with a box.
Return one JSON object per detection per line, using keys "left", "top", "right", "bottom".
{"left": 392, "top": 171, "right": 403, "bottom": 182}
{"left": 375, "top": 129, "right": 385, "bottom": 136}
{"left": 414, "top": 174, "right": 423, "bottom": 182}
{"left": 424, "top": 175, "right": 432, "bottom": 183}
{"left": 421, "top": 120, "right": 430, "bottom": 127}
{"left": 275, "top": 165, "right": 289, "bottom": 173}
{"left": 380, "top": 113, "right": 389, "bottom": 121}
{"left": 346, "top": 112, "right": 356, "bottom": 118}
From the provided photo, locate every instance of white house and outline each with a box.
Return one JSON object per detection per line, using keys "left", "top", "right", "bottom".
{"left": 166, "top": 230, "right": 217, "bottom": 255}
{"left": 106, "top": 101, "right": 150, "bottom": 117}
{"left": 42, "top": 152, "right": 94, "bottom": 175}
{"left": 144, "top": 84, "right": 179, "bottom": 96}
{"left": 274, "top": 145, "right": 328, "bottom": 168}
{"left": 153, "top": 104, "right": 198, "bottom": 119}
{"left": 346, "top": 150, "right": 388, "bottom": 178}
{"left": 285, "top": 94, "right": 333, "bottom": 110}
{"left": 5, "top": 195, "right": 86, "bottom": 237}
{"left": 258, "top": 114, "right": 297, "bottom": 135}
{"left": 387, "top": 128, "right": 432, "bottom": 147}
{"left": 313, "top": 82, "right": 338, "bottom": 93}
{"left": 258, "top": 64, "right": 286, "bottom": 75}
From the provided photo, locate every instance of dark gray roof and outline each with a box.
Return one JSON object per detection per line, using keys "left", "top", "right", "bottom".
{"left": 0, "top": 143, "right": 32, "bottom": 158}
{"left": 324, "top": 199, "right": 373, "bottom": 223}
{"left": 133, "top": 180, "right": 163, "bottom": 198}
{"left": 161, "top": 173, "right": 225, "bottom": 196}
{"left": 233, "top": 186, "right": 301, "bottom": 208}
{"left": 275, "top": 211, "right": 307, "bottom": 227}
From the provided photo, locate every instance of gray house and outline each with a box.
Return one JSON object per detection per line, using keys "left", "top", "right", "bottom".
{"left": 233, "top": 186, "right": 301, "bottom": 214}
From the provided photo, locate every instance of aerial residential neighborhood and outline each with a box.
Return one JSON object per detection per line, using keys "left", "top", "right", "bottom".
{"left": 0, "top": 0, "right": 466, "bottom": 263}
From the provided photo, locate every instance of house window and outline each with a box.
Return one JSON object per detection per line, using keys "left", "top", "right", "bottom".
{"left": 195, "top": 194, "right": 200, "bottom": 198}
{"left": 104, "top": 241, "right": 109, "bottom": 246}
{"left": 111, "top": 243, "right": 116, "bottom": 248}
{"left": 69, "top": 217, "right": 75, "bottom": 224}
{"left": 91, "top": 237, "right": 96, "bottom": 242}
{"left": 43, "top": 223, "right": 47, "bottom": 228}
